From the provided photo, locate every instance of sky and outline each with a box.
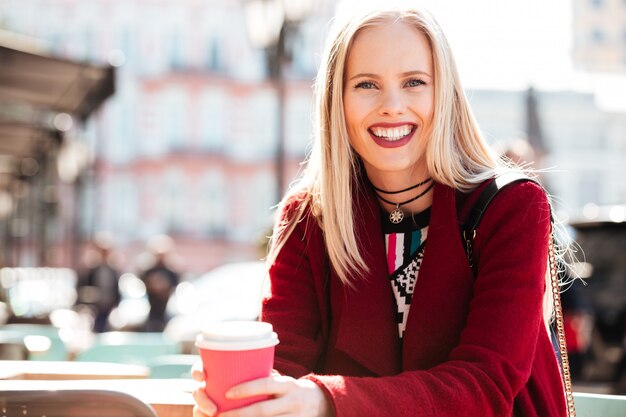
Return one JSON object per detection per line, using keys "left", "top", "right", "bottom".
{"left": 336, "top": 0, "right": 626, "bottom": 111}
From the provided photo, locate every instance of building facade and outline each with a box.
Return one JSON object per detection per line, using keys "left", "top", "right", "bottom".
{"left": 0, "top": 0, "right": 331, "bottom": 274}
{"left": 572, "top": 0, "right": 626, "bottom": 72}
{"left": 469, "top": 89, "right": 626, "bottom": 218}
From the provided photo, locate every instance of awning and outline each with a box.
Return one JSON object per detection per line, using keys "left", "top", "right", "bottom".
{"left": 0, "top": 29, "right": 114, "bottom": 185}
{"left": 0, "top": 30, "right": 115, "bottom": 121}
{"left": 0, "top": 31, "right": 115, "bottom": 266}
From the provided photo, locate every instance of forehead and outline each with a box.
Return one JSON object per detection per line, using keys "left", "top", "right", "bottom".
{"left": 346, "top": 19, "right": 432, "bottom": 73}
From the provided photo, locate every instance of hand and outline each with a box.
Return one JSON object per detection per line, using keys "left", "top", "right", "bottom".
{"left": 191, "top": 362, "right": 331, "bottom": 417}
{"left": 192, "top": 361, "right": 218, "bottom": 417}
{"left": 222, "top": 375, "right": 330, "bottom": 417}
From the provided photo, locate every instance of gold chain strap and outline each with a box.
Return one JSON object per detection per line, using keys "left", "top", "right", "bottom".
{"left": 549, "top": 229, "right": 577, "bottom": 417}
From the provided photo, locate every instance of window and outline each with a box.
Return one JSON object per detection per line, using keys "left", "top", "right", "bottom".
{"left": 199, "top": 88, "right": 227, "bottom": 151}
{"left": 591, "top": 28, "right": 605, "bottom": 43}
{"left": 205, "top": 36, "right": 223, "bottom": 72}
{"left": 169, "top": 31, "right": 185, "bottom": 70}
{"left": 138, "top": 9, "right": 168, "bottom": 75}
{"left": 200, "top": 169, "right": 226, "bottom": 235}
{"left": 250, "top": 171, "right": 275, "bottom": 234}
{"left": 161, "top": 169, "right": 186, "bottom": 232}
{"left": 285, "top": 91, "right": 313, "bottom": 156}
{"left": 290, "top": 29, "right": 317, "bottom": 76}
{"left": 110, "top": 173, "right": 139, "bottom": 234}
{"left": 109, "top": 95, "right": 137, "bottom": 162}
{"left": 227, "top": 89, "right": 277, "bottom": 160}
{"left": 250, "top": 90, "right": 278, "bottom": 157}
{"left": 161, "top": 87, "right": 188, "bottom": 151}
{"left": 115, "top": 27, "right": 135, "bottom": 68}
{"left": 82, "top": 28, "right": 94, "bottom": 61}
{"left": 229, "top": 172, "right": 274, "bottom": 242}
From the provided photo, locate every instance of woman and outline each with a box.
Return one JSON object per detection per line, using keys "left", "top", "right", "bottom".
{"left": 193, "top": 4, "right": 568, "bottom": 416}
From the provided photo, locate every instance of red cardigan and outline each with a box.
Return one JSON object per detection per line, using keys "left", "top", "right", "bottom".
{"left": 261, "top": 180, "right": 567, "bottom": 417}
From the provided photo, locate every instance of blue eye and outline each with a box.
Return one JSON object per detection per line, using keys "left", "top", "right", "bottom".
{"left": 406, "top": 79, "right": 425, "bottom": 87}
{"left": 355, "top": 81, "right": 377, "bottom": 89}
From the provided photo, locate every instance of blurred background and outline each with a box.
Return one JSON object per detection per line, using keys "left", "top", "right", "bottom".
{"left": 0, "top": 0, "right": 625, "bottom": 393}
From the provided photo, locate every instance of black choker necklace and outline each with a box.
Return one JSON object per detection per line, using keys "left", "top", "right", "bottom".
{"left": 371, "top": 177, "right": 432, "bottom": 195}
{"left": 374, "top": 179, "right": 434, "bottom": 224}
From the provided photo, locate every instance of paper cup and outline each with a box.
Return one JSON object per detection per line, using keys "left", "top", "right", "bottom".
{"left": 195, "top": 321, "right": 279, "bottom": 413}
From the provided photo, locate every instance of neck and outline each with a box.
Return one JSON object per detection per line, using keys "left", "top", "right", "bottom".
{"left": 366, "top": 164, "right": 430, "bottom": 191}
{"left": 376, "top": 183, "right": 434, "bottom": 214}
{"left": 363, "top": 164, "right": 433, "bottom": 215}
{"left": 371, "top": 177, "right": 431, "bottom": 194}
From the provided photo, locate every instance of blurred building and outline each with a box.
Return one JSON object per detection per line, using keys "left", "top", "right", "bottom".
{"left": 0, "top": 0, "right": 333, "bottom": 274}
{"left": 2, "top": 0, "right": 625, "bottom": 275}
{"left": 470, "top": 88, "right": 626, "bottom": 214}
{"left": 572, "top": 0, "right": 626, "bottom": 73}
{"left": 0, "top": 30, "right": 114, "bottom": 268}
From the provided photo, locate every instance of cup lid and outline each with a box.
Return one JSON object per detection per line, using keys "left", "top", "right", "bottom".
{"left": 195, "top": 321, "right": 279, "bottom": 351}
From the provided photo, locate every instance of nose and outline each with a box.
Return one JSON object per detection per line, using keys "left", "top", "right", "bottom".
{"left": 378, "top": 88, "right": 405, "bottom": 116}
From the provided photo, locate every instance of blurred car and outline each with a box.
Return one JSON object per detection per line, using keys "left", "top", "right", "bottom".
{"left": 163, "top": 261, "right": 268, "bottom": 352}
{"left": 567, "top": 204, "right": 626, "bottom": 393}
{"left": 0, "top": 267, "right": 78, "bottom": 323}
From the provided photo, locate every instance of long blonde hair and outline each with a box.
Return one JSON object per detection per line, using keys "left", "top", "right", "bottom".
{"left": 267, "top": 5, "right": 503, "bottom": 284}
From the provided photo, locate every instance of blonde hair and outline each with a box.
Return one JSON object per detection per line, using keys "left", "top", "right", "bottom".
{"left": 267, "top": 5, "right": 504, "bottom": 284}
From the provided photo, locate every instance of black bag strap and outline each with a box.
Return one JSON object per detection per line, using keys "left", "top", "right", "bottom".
{"left": 461, "top": 172, "right": 576, "bottom": 416}
{"left": 462, "top": 171, "right": 538, "bottom": 272}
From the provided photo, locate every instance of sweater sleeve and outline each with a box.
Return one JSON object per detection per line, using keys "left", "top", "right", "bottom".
{"left": 260, "top": 199, "right": 327, "bottom": 378}
{"left": 305, "top": 181, "right": 553, "bottom": 417}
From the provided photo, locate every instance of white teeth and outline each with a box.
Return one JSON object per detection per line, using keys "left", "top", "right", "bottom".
{"left": 371, "top": 125, "right": 413, "bottom": 141}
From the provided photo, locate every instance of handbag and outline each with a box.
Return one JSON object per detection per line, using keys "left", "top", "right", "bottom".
{"left": 461, "top": 171, "right": 576, "bottom": 417}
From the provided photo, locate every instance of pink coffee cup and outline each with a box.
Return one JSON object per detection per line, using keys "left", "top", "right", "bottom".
{"left": 195, "top": 321, "right": 279, "bottom": 414}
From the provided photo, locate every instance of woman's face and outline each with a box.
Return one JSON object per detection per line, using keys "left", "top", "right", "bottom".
{"left": 343, "top": 20, "right": 434, "bottom": 183}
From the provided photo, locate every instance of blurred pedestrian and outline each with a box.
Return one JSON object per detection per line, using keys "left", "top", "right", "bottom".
{"left": 138, "top": 234, "right": 180, "bottom": 332}
{"left": 77, "top": 231, "right": 121, "bottom": 332}
{"left": 561, "top": 280, "right": 593, "bottom": 381}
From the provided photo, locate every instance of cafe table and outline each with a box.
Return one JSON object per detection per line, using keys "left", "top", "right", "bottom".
{"left": 0, "top": 359, "right": 150, "bottom": 380}
{"left": 0, "top": 378, "right": 196, "bottom": 417}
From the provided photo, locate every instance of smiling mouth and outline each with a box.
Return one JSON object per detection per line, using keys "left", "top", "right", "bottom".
{"left": 369, "top": 124, "right": 416, "bottom": 141}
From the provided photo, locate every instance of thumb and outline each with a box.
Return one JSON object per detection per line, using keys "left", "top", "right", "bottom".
{"left": 191, "top": 361, "right": 205, "bottom": 382}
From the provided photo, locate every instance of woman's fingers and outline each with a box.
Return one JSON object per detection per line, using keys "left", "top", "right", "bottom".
{"left": 221, "top": 377, "right": 327, "bottom": 417}
{"left": 219, "top": 376, "right": 296, "bottom": 417}
{"left": 192, "top": 385, "right": 217, "bottom": 417}
{"left": 226, "top": 375, "right": 293, "bottom": 399}
{"left": 192, "top": 375, "right": 328, "bottom": 417}
{"left": 219, "top": 396, "right": 292, "bottom": 417}
{"left": 191, "top": 361, "right": 205, "bottom": 382}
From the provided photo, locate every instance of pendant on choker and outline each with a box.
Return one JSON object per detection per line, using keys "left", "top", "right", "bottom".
{"left": 389, "top": 206, "right": 405, "bottom": 224}
{"left": 375, "top": 180, "right": 435, "bottom": 225}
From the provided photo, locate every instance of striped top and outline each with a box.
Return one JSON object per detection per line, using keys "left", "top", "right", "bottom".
{"left": 382, "top": 207, "right": 431, "bottom": 339}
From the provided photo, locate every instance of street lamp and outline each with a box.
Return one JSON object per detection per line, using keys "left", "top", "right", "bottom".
{"left": 243, "top": 0, "right": 317, "bottom": 203}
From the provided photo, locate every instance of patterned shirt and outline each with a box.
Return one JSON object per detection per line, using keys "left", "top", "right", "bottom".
{"left": 382, "top": 207, "right": 431, "bottom": 339}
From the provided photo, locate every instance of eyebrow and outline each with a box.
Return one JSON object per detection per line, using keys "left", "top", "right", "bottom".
{"left": 348, "top": 70, "right": 432, "bottom": 81}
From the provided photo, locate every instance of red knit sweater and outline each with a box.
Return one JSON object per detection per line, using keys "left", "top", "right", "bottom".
{"left": 261, "top": 180, "right": 567, "bottom": 417}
